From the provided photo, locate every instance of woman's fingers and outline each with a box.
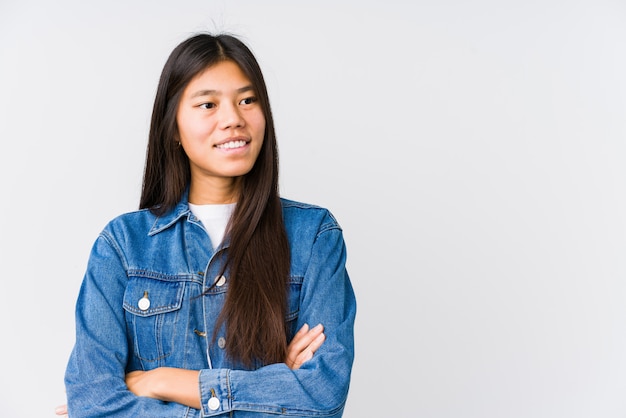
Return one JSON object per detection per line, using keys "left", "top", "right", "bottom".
{"left": 54, "top": 404, "right": 68, "bottom": 416}
{"left": 306, "top": 329, "right": 326, "bottom": 353}
{"left": 285, "top": 323, "right": 325, "bottom": 369}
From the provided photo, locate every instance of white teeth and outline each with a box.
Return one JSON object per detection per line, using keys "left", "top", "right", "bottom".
{"left": 216, "top": 140, "right": 247, "bottom": 149}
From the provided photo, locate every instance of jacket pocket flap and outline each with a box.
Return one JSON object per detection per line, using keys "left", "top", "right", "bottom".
{"left": 123, "top": 276, "right": 184, "bottom": 317}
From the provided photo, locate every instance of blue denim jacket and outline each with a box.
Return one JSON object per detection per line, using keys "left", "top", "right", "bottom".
{"left": 64, "top": 195, "right": 356, "bottom": 417}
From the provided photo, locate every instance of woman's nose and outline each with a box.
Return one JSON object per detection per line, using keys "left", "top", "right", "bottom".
{"left": 218, "top": 103, "right": 244, "bottom": 129}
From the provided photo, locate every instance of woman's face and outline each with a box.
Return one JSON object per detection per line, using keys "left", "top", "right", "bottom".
{"left": 176, "top": 60, "right": 266, "bottom": 194}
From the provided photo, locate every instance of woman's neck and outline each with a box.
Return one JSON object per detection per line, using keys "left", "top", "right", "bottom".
{"left": 188, "top": 177, "right": 240, "bottom": 205}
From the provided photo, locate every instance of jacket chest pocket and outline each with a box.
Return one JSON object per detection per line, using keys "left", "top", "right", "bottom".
{"left": 123, "top": 276, "right": 185, "bottom": 364}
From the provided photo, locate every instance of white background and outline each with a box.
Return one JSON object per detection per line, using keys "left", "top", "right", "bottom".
{"left": 1, "top": 1, "right": 625, "bottom": 417}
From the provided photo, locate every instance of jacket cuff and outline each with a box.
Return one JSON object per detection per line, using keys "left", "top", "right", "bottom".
{"left": 199, "top": 369, "right": 231, "bottom": 416}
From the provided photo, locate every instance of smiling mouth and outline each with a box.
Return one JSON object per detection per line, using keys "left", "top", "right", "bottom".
{"left": 215, "top": 140, "right": 248, "bottom": 149}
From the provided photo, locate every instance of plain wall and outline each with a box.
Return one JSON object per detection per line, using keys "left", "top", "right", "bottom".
{"left": 1, "top": 0, "right": 625, "bottom": 417}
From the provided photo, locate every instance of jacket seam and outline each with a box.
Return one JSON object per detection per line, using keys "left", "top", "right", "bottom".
{"left": 100, "top": 230, "right": 130, "bottom": 272}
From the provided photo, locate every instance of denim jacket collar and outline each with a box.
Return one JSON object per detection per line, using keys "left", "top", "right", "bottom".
{"left": 147, "top": 189, "right": 233, "bottom": 249}
{"left": 148, "top": 190, "right": 192, "bottom": 236}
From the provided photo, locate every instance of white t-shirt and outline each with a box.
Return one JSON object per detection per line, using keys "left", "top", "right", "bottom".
{"left": 188, "top": 202, "right": 236, "bottom": 250}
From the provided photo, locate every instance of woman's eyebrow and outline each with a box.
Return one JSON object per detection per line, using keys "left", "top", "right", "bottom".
{"left": 190, "top": 89, "right": 218, "bottom": 98}
{"left": 190, "top": 85, "right": 254, "bottom": 98}
{"left": 237, "top": 85, "right": 254, "bottom": 94}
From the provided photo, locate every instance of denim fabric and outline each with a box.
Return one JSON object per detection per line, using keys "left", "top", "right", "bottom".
{"left": 64, "top": 194, "right": 356, "bottom": 417}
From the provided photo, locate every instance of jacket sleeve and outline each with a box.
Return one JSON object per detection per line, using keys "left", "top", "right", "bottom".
{"left": 64, "top": 233, "right": 192, "bottom": 418}
{"left": 197, "top": 224, "right": 357, "bottom": 417}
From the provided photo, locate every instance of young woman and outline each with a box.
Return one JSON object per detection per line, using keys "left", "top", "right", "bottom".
{"left": 61, "top": 33, "right": 356, "bottom": 417}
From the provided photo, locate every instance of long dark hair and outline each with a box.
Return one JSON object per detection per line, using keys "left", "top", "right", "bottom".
{"left": 140, "top": 33, "right": 290, "bottom": 367}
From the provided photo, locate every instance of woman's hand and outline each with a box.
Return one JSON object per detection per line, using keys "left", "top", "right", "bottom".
{"left": 54, "top": 404, "right": 67, "bottom": 416}
{"left": 124, "top": 370, "right": 157, "bottom": 397}
{"left": 126, "top": 368, "right": 201, "bottom": 409}
{"left": 285, "top": 323, "right": 325, "bottom": 370}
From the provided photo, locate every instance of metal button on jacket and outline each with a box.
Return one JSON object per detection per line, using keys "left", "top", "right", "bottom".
{"left": 138, "top": 291, "right": 150, "bottom": 311}
{"left": 218, "top": 337, "right": 226, "bottom": 349}
{"left": 215, "top": 275, "right": 227, "bottom": 287}
{"left": 208, "top": 395, "right": 220, "bottom": 410}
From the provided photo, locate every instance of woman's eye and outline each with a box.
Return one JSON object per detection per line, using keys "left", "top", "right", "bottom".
{"left": 200, "top": 102, "right": 215, "bottom": 109}
{"left": 239, "top": 97, "right": 257, "bottom": 105}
